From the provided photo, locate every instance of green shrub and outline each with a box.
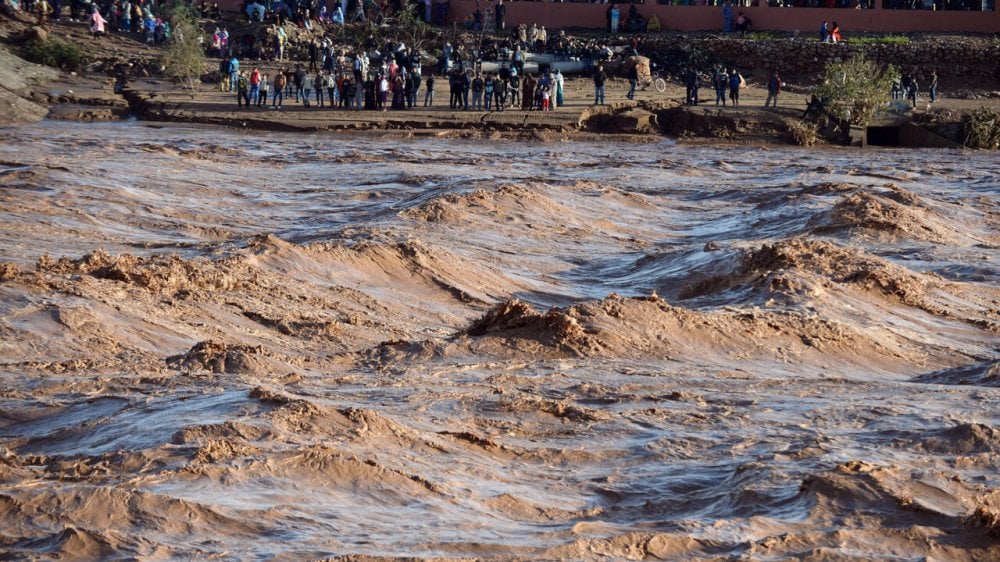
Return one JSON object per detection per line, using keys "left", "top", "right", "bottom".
{"left": 745, "top": 31, "right": 780, "bottom": 41}
{"left": 160, "top": 5, "right": 206, "bottom": 91}
{"left": 21, "top": 39, "right": 86, "bottom": 70}
{"left": 812, "top": 55, "right": 899, "bottom": 126}
{"left": 849, "top": 35, "right": 911, "bottom": 45}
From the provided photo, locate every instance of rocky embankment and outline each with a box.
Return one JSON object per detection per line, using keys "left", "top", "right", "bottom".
{"left": 0, "top": 36, "right": 56, "bottom": 124}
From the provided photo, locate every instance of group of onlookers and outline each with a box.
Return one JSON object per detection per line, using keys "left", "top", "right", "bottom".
{"left": 20, "top": 0, "right": 170, "bottom": 42}
{"left": 893, "top": 71, "right": 938, "bottom": 107}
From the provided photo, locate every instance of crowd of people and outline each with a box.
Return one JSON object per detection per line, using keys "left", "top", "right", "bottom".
{"left": 223, "top": 38, "right": 570, "bottom": 113}
{"left": 2, "top": 0, "right": 955, "bottom": 119}
{"left": 17, "top": 0, "right": 173, "bottom": 42}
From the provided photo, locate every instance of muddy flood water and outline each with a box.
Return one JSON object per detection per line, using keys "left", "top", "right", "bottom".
{"left": 0, "top": 121, "right": 998, "bottom": 560}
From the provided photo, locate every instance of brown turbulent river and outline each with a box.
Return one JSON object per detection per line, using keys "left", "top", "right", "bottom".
{"left": 0, "top": 121, "right": 998, "bottom": 560}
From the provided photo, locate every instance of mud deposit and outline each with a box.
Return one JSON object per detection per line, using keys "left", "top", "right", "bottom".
{"left": 1, "top": 122, "right": 998, "bottom": 560}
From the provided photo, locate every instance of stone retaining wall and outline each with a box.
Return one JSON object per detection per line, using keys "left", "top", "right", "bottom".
{"left": 639, "top": 36, "right": 999, "bottom": 81}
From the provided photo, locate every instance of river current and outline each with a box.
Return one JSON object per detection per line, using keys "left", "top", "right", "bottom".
{"left": 0, "top": 121, "right": 998, "bottom": 560}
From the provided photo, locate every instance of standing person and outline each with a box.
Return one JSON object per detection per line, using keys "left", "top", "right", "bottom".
{"left": 461, "top": 70, "right": 471, "bottom": 110}
{"left": 494, "top": 0, "right": 505, "bottom": 33}
{"left": 236, "top": 71, "right": 250, "bottom": 108}
{"left": 714, "top": 66, "right": 728, "bottom": 106}
{"left": 308, "top": 40, "right": 319, "bottom": 73}
{"left": 495, "top": 71, "right": 508, "bottom": 110}
{"left": 90, "top": 5, "right": 107, "bottom": 38}
{"left": 273, "top": 33, "right": 283, "bottom": 62}
{"left": 294, "top": 65, "right": 305, "bottom": 102}
{"left": 728, "top": 67, "right": 743, "bottom": 107}
{"left": 522, "top": 73, "right": 535, "bottom": 110}
{"left": 684, "top": 66, "right": 699, "bottom": 106}
{"left": 409, "top": 71, "right": 421, "bottom": 109}
{"left": 554, "top": 68, "right": 564, "bottom": 107}
{"left": 764, "top": 71, "right": 782, "bottom": 108}
{"left": 272, "top": 70, "right": 286, "bottom": 108}
{"left": 402, "top": 71, "right": 413, "bottom": 110}
{"left": 820, "top": 20, "right": 828, "bottom": 43}
{"left": 627, "top": 62, "right": 638, "bottom": 101}
{"left": 379, "top": 73, "right": 389, "bottom": 111}
{"left": 258, "top": 73, "right": 269, "bottom": 107}
{"left": 484, "top": 73, "right": 494, "bottom": 111}
{"left": 928, "top": 71, "right": 938, "bottom": 105}
{"left": 908, "top": 75, "right": 919, "bottom": 108}
{"left": 339, "top": 76, "right": 351, "bottom": 109}
{"left": 493, "top": 74, "right": 506, "bottom": 111}
{"left": 354, "top": 76, "right": 364, "bottom": 109}
{"left": 424, "top": 73, "right": 435, "bottom": 106}
{"left": 593, "top": 65, "right": 606, "bottom": 106}
{"left": 120, "top": 0, "right": 131, "bottom": 33}
{"left": 314, "top": 70, "right": 325, "bottom": 107}
{"left": 276, "top": 25, "right": 286, "bottom": 61}
{"left": 219, "top": 56, "right": 232, "bottom": 92}
{"left": 722, "top": 0, "right": 733, "bottom": 33}
{"left": 472, "top": 73, "right": 484, "bottom": 111}
{"left": 900, "top": 72, "right": 912, "bottom": 101}
{"left": 229, "top": 55, "right": 240, "bottom": 94}
{"left": 509, "top": 68, "right": 520, "bottom": 109}
{"left": 133, "top": 1, "right": 142, "bottom": 32}
{"left": 449, "top": 70, "right": 460, "bottom": 109}
{"left": 392, "top": 74, "right": 405, "bottom": 109}
{"left": 301, "top": 72, "right": 312, "bottom": 107}
{"left": 326, "top": 74, "right": 340, "bottom": 109}
{"left": 249, "top": 67, "right": 261, "bottom": 107}
{"left": 512, "top": 45, "right": 524, "bottom": 77}
{"left": 610, "top": 5, "right": 620, "bottom": 34}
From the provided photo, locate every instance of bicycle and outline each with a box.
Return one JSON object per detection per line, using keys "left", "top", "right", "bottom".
{"left": 640, "top": 63, "right": 667, "bottom": 93}
{"left": 623, "top": 62, "right": 667, "bottom": 94}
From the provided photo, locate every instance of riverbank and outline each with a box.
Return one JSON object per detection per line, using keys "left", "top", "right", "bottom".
{"left": 2, "top": 10, "right": 999, "bottom": 146}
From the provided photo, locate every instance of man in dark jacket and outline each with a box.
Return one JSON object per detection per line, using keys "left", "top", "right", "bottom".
{"left": 684, "top": 66, "right": 699, "bottom": 106}
{"left": 294, "top": 65, "right": 305, "bottom": 102}
{"left": 494, "top": 0, "right": 505, "bottom": 32}
{"left": 593, "top": 65, "right": 607, "bottom": 106}
{"left": 308, "top": 41, "right": 319, "bottom": 72}
{"left": 764, "top": 70, "right": 782, "bottom": 108}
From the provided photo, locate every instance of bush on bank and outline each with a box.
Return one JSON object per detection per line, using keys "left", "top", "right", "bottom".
{"left": 21, "top": 38, "right": 85, "bottom": 70}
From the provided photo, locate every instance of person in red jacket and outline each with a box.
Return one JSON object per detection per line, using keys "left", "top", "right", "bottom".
{"left": 249, "top": 68, "right": 261, "bottom": 106}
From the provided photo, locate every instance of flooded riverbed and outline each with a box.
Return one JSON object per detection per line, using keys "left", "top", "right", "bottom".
{"left": 1, "top": 121, "right": 998, "bottom": 560}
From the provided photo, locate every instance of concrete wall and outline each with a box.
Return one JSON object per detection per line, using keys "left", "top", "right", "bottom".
{"left": 447, "top": 1, "right": 1000, "bottom": 33}
{"left": 634, "top": 35, "right": 999, "bottom": 80}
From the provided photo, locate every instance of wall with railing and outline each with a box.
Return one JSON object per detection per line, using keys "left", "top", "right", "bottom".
{"left": 444, "top": 0, "right": 999, "bottom": 33}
